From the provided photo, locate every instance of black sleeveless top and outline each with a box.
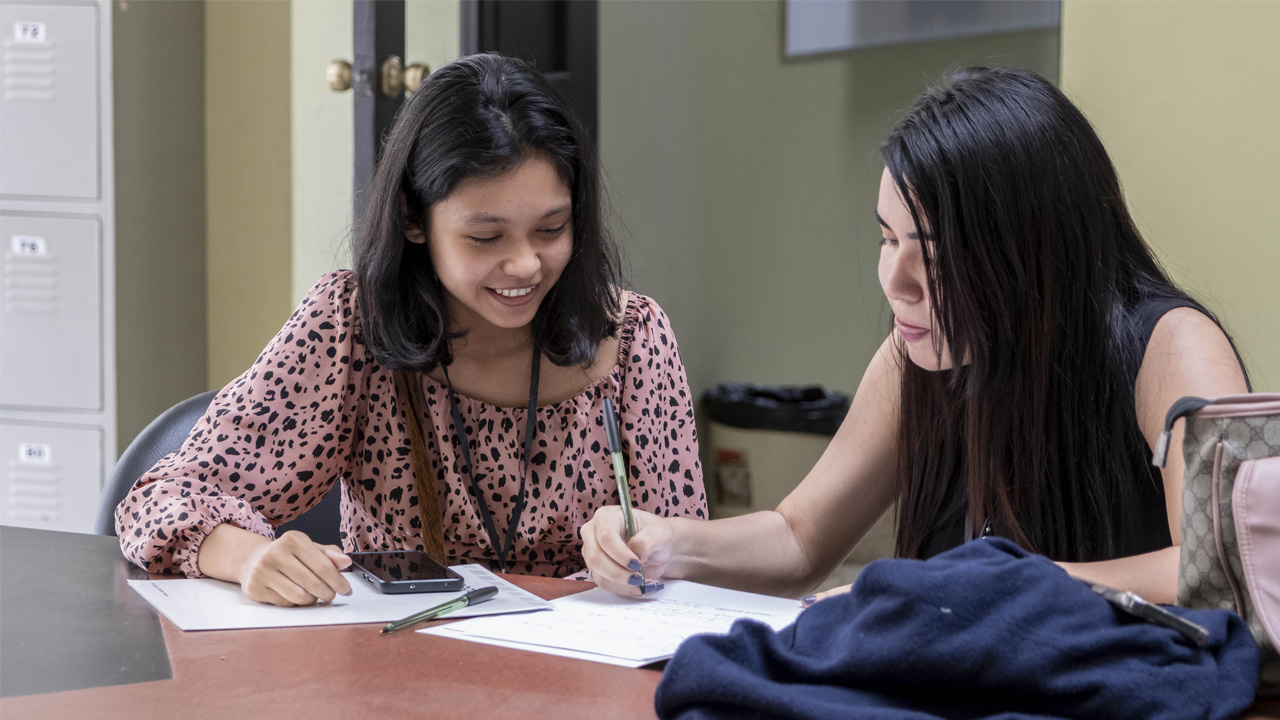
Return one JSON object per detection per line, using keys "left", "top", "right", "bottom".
{"left": 918, "top": 296, "right": 1199, "bottom": 561}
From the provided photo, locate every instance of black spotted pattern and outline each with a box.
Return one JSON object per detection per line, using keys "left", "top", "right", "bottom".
{"left": 116, "top": 271, "right": 707, "bottom": 578}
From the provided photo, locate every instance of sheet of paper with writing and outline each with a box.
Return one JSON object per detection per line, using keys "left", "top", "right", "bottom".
{"left": 128, "top": 564, "right": 552, "bottom": 631}
{"left": 420, "top": 580, "right": 803, "bottom": 667}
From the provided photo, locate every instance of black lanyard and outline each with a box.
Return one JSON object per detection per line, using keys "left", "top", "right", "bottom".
{"left": 440, "top": 337, "right": 540, "bottom": 573}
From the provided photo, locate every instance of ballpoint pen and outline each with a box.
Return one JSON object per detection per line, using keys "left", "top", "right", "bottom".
{"left": 603, "top": 398, "right": 661, "bottom": 593}
{"left": 1088, "top": 582, "right": 1210, "bottom": 646}
{"left": 602, "top": 397, "right": 638, "bottom": 540}
{"left": 380, "top": 586, "right": 499, "bottom": 635}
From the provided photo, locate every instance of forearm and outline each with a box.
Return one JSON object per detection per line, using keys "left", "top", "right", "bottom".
{"left": 196, "top": 523, "right": 273, "bottom": 584}
{"left": 1057, "top": 545, "right": 1179, "bottom": 604}
{"left": 662, "top": 510, "right": 819, "bottom": 598}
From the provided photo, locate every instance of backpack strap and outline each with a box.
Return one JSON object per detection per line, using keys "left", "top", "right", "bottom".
{"left": 393, "top": 370, "right": 446, "bottom": 562}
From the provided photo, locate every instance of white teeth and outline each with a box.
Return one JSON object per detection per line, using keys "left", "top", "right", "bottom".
{"left": 496, "top": 287, "right": 534, "bottom": 298}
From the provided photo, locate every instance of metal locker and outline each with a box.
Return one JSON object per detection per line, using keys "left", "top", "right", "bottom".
{"left": 0, "top": 212, "right": 102, "bottom": 410}
{"left": 0, "top": 2, "right": 100, "bottom": 200}
{"left": 0, "top": 420, "right": 102, "bottom": 531}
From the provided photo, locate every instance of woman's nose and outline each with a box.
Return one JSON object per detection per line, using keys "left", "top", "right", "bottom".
{"left": 883, "top": 249, "right": 925, "bottom": 304}
{"left": 502, "top": 237, "right": 541, "bottom": 278}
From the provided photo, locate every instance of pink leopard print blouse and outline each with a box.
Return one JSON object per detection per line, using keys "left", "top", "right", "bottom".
{"left": 116, "top": 271, "right": 706, "bottom": 578}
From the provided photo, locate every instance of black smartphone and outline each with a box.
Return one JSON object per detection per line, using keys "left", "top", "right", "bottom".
{"left": 347, "top": 551, "right": 465, "bottom": 594}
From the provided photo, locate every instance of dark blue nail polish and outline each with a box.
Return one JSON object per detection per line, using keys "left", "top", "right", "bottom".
{"left": 801, "top": 595, "right": 817, "bottom": 608}
{"left": 628, "top": 559, "right": 643, "bottom": 572}
{"left": 643, "top": 581, "right": 664, "bottom": 594}
{"left": 627, "top": 574, "right": 644, "bottom": 587}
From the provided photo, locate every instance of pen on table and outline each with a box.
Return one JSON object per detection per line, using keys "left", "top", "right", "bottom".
{"left": 603, "top": 398, "right": 661, "bottom": 594}
{"left": 380, "top": 586, "right": 499, "bottom": 636}
{"left": 1088, "top": 582, "right": 1209, "bottom": 646}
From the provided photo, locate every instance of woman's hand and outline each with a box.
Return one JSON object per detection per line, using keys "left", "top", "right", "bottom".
{"left": 239, "top": 531, "right": 353, "bottom": 606}
{"left": 199, "top": 525, "right": 352, "bottom": 607}
{"left": 581, "top": 505, "right": 674, "bottom": 596}
{"left": 801, "top": 583, "right": 852, "bottom": 608}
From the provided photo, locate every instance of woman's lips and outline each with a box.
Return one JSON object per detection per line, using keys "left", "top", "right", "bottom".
{"left": 487, "top": 284, "right": 538, "bottom": 307}
{"left": 895, "top": 319, "right": 929, "bottom": 343}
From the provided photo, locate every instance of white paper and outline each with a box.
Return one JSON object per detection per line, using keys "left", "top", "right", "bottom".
{"left": 128, "top": 564, "right": 552, "bottom": 631}
{"left": 421, "top": 580, "right": 803, "bottom": 668}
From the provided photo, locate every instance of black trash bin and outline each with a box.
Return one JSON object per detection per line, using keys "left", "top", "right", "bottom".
{"left": 702, "top": 383, "right": 849, "bottom": 518}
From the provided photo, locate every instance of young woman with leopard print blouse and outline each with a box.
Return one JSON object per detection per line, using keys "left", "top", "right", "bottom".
{"left": 116, "top": 55, "right": 707, "bottom": 606}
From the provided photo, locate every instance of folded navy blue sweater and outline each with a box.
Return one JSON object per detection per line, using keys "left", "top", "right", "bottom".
{"left": 655, "top": 539, "right": 1259, "bottom": 720}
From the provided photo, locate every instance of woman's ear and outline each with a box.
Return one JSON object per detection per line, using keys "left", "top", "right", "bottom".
{"left": 400, "top": 192, "right": 427, "bottom": 244}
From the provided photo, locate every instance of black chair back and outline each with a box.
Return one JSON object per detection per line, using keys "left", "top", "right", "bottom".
{"left": 96, "top": 391, "right": 341, "bottom": 546}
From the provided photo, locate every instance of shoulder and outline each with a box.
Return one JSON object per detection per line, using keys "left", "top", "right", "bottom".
{"left": 619, "top": 291, "right": 682, "bottom": 361}
{"left": 1142, "top": 307, "right": 1242, "bottom": 380}
{"left": 1134, "top": 307, "right": 1248, "bottom": 433}
{"left": 306, "top": 269, "right": 357, "bottom": 306}
{"left": 292, "top": 270, "right": 361, "bottom": 329}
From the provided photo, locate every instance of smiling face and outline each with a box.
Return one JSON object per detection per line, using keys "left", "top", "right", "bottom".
{"left": 421, "top": 154, "right": 574, "bottom": 337}
{"left": 876, "top": 167, "right": 955, "bottom": 371}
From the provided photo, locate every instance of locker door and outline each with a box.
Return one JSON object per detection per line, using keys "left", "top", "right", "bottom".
{"left": 0, "top": 421, "right": 102, "bottom": 532}
{"left": 0, "top": 3, "right": 101, "bottom": 199}
{"left": 0, "top": 213, "right": 102, "bottom": 410}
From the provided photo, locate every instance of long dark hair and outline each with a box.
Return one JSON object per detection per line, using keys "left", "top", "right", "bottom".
{"left": 884, "top": 67, "right": 1242, "bottom": 562}
{"left": 353, "top": 53, "right": 621, "bottom": 371}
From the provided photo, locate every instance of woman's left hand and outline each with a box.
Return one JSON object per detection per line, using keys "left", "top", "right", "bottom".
{"left": 801, "top": 583, "right": 852, "bottom": 608}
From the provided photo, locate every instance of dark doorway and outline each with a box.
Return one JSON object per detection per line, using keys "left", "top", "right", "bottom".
{"left": 461, "top": 0, "right": 599, "bottom": 145}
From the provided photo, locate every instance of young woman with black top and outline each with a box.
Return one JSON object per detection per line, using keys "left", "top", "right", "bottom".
{"left": 581, "top": 66, "right": 1249, "bottom": 604}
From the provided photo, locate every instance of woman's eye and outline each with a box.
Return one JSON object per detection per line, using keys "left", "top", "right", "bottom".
{"left": 879, "top": 236, "right": 898, "bottom": 247}
{"left": 468, "top": 235, "right": 500, "bottom": 244}
{"left": 540, "top": 223, "right": 568, "bottom": 236}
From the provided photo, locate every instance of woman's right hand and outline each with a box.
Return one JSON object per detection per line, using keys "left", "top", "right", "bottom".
{"left": 238, "top": 530, "right": 353, "bottom": 606}
{"left": 199, "top": 524, "right": 352, "bottom": 607}
{"left": 580, "top": 505, "right": 676, "bottom": 596}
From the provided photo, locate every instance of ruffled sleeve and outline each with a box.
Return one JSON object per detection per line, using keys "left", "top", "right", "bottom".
{"left": 115, "top": 271, "right": 370, "bottom": 576}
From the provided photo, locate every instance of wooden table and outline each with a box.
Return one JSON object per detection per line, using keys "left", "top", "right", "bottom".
{"left": 3, "top": 527, "right": 1275, "bottom": 719}
{"left": 0, "top": 528, "right": 660, "bottom": 720}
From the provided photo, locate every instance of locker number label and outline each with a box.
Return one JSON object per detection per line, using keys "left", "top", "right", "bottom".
{"left": 14, "top": 22, "right": 47, "bottom": 43}
{"left": 11, "top": 235, "right": 46, "bottom": 257}
{"left": 18, "top": 443, "right": 52, "bottom": 465}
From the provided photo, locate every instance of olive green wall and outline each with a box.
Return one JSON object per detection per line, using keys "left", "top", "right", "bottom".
{"left": 599, "top": 1, "right": 1061, "bottom": 398}
{"left": 203, "top": 0, "right": 459, "bottom": 389}
{"left": 1060, "top": 0, "right": 1280, "bottom": 390}
{"left": 114, "top": 0, "right": 207, "bottom": 453}
{"left": 206, "top": 0, "right": 292, "bottom": 388}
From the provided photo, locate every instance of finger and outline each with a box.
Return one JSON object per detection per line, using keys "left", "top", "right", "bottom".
{"left": 801, "top": 583, "right": 853, "bottom": 607}
{"left": 293, "top": 543, "right": 351, "bottom": 596}
{"left": 278, "top": 533, "right": 351, "bottom": 598}
{"left": 322, "top": 545, "right": 353, "bottom": 570}
{"left": 280, "top": 550, "right": 346, "bottom": 603}
{"left": 581, "top": 515, "right": 643, "bottom": 597}
{"left": 269, "top": 571, "right": 320, "bottom": 606}
{"left": 594, "top": 510, "right": 644, "bottom": 576}
{"left": 626, "top": 520, "right": 667, "bottom": 570}
{"left": 591, "top": 517, "right": 650, "bottom": 591}
{"left": 249, "top": 586, "right": 297, "bottom": 608}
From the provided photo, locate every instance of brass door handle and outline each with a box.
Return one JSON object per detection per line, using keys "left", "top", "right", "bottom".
{"left": 327, "top": 58, "right": 429, "bottom": 96}
{"left": 327, "top": 59, "right": 352, "bottom": 92}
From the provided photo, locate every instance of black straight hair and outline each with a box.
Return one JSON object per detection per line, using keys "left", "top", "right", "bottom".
{"left": 352, "top": 53, "right": 621, "bottom": 372}
{"left": 883, "top": 67, "right": 1246, "bottom": 562}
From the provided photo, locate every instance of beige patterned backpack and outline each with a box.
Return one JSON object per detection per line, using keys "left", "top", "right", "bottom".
{"left": 1154, "top": 394, "right": 1280, "bottom": 691}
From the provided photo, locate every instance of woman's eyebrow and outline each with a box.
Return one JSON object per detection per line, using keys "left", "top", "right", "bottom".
{"left": 875, "top": 210, "right": 919, "bottom": 239}
{"left": 541, "top": 203, "right": 571, "bottom": 220}
{"left": 462, "top": 204, "right": 571, "bottom": 225}
{"left": 463, "top": 212, "right": 506, "bottom": 224}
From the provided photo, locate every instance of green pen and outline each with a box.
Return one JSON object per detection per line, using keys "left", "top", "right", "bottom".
{"left": 602, "top": 397, "right": 637, "bottom": 539}
{"left": 380, "top": 586, "right": 499, "bottom": 635}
